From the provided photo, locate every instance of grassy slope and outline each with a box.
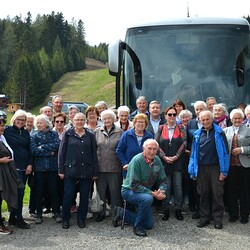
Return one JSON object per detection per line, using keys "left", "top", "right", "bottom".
{"left": 2, "top": 67, "right": 116, "bottom": 213}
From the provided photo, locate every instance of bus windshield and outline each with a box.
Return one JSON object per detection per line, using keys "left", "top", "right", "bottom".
{"left": 123, "top": 24, "right": 250, "bottom": 112}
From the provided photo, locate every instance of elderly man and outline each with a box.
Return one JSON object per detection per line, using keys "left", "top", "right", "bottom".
{"left": 40, "top": 106, "right": 53, "bottom": 121}
{"left": 129, "top": 96, "right": 150, "bottom": 121}
{"left": 52, "top": 95, "right": 63, "bottom": 114}
{"left": 206, "top": 97, "right": 217, "bottom": 112}
{"left": 188, "top": 110, "right": 229, "bottom": 229}
{"left": 113, "top": 139, "right": 167, "bottom": 237}
{"left": 146, "top": 100, "right": 166, "bottom": 138}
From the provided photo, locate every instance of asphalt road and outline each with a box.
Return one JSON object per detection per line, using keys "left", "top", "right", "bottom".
{"left": 1, "top": 205, "right": 250, "bottom": 250}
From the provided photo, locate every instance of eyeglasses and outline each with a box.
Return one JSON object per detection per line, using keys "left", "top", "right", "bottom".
{"left": 16, "top": 118, "right": 26, "bottom": 122}
{"left": 167, "top": 113, "right": 177, "bottom": 117}
{"left": 55, "top": 120, "right": 64, "bottom": 123}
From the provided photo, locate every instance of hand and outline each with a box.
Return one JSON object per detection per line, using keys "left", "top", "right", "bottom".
{"left": 164, "top": 156, "right": 173, "bottom": 164}
{"left": 58, "top": 173, "right": 64, "bottom": 179}
{"left": 25, "top": 165, "right": 32, "bottom": 175}
{"left": 92, "top": 176, "right": 98, "bottom": 181}
{"left": 219, "top": 173, "right": 226, "bottom": 181}
{"left": 123, "top": 164, "right": 129, "bottom": 170}
{"left": 152, "top": 189, "right": 166, "bottom": 200}
{"left": 0, "top": 157, "right": 13, "bottom": 164}
{"left": 231, "top": 147, "right": 241, "bottom": 156}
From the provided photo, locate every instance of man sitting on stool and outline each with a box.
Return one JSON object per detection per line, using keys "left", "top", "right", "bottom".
{"left": 113, "top": 139, "right": 167, "bottom": 237}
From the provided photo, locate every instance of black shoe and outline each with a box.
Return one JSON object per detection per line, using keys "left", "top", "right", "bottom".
{"left": 197, "top": 220, "right": 210, "bottom": 228}
{"left": 112, "top": 206, "right": 122, "bottom": 227}
{"left": 162, "top": 209, "right": 170, "bottom": 221}
{"left": 175, "top": 210, "right": 184, "bottom": 220}
{"left": 240, "top": 217, "right": 249, "bottom": 224}
{"left": 189, "top": 205, "right": 196, "bottom": 212}
{"left": 77, "top": 220, "right": 86, "bottom": 228}
{"left": 16, "top": 220, "right": 30, "bottom": 229}
{"left": 192, "top": 212, "right": 200, "bottom": 219}
{"left": 133, "top": 227, "right": 147, "bottom": 237}
{"left": 62, "top": 221, "right": 69, "bottom": 229}
{"left": 8, "top": 218, "right": 17, "bottom": 226}
{"left": 95, "top": 214, "right": 105, "bottom": 222}
{"left": 229, "top": 216, "right": 238, "bottom": 222}
{"left": 214, "top": 221, "right": 223, "bottom": 229}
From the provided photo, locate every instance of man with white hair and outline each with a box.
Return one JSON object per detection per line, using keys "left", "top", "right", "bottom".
{"left": 129, "top": 96, "right": 150, "bottom": 121}
{"left": 112, "top": 139, "right": 167, "bottom": 237}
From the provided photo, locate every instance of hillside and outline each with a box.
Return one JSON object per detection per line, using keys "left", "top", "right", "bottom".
{"left": 41, "top": 58, "right": 116, "bottom": 110}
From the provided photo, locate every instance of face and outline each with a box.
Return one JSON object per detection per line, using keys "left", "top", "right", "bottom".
{"left": 195, "top": 105, "right": 206, "bottom": 119}
{"left": 26, "top": 118, "right": 34, "bottom": 131}
{"left": 102, "top": 114, "right": 114, "bottom": 128}
{"left": 207, "top": 99, "right": 216, "bottom": 111}
{"left": 36, "top": 118, "right": 47, "bottom": 132}
{"left": 213, "top": 107, "right": 224, "bottom": 119}
{"left": 54, "top": 116, "right": 65, "bottom": 129}
{"left": 245, "top": 109, "right": 250, "bottom": 121}
{"left": 165, "top": 108, "right": 177, "bottom": 124}
{"left": 134, "top": 118, "right": 146, "bottom": 132}
{"left": 97, "top": 105, "right": 107, "bottom": 114}
{"left": 52, "top": 97, "right": 63, "bottom": 113}
{"left": 42, "top": 108, "right": 53, "bottom": 120}
{"left": 68, "top": 108, "right": 79, "bottom": 121}
{"left": 143, "top": 141, "right": 158, "bottom": 160}
{"left": 180, "top": 115, "right": 191, "bottom": 126}
{"left": 87, "top": 110, "right": 98, "bottom": 122}
{"left": 14, "top": 115, "right": 27, "bottom": 129}
{"left": 73, "top": 113, "right": 85, "bottom": 129}
{"left": 149, "top": 103, "right": 160, "bottom": 118}
{"left": 137, "top": 100, "right": 147, "bottom": 112}
{"left": 200, "top": 111, "right": 213, "bottom": 130}
{"left": 0, "top": 122, "right": 5, "bottom": 135}
{"left": 119, "top": 111, "right": 129, "bottom": 124}
{"left": 232, "top": 113, "right": 243, "bottom": 127}
{"left": 174, "top": 104, "right": 183, "bottom": 115}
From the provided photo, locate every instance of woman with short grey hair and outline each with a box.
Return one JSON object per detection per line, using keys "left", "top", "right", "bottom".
{"left": 115, "top": 105, "right": 133, "bottom": 131}
{"left": 94, "top": 110, "right": 123, "bottom": 222}
{"left": 179, "top": 110, "right": 193, "bottom": 127}
{"left": 30, "top": 114, "right": 61, "bottom": 224}
{"left": 213, "top": 103, "right": 230, "bottom": 129}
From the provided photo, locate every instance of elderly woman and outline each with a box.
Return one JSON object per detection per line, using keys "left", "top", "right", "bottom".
{"left": 53, "top": 113, "right": 67, "bottom": 140}
{"left": 244, "top": 105, "right": 250, "bottom": 127}
{"left": 0, "top": 117, "right": 23, "bottom": 235}
{"left": 40, "top": 106, "right": 53, "bottom": 121}
{"left": 213, "top": 103, "right": 231, "bottom": 129}
{"left": 94, "top": 110, "right": 123, "bottom": 222}
{"left": 58, "top": 113, "right": 98, "bottom": 229}
{"left": 156, "top": 106, "right": 187, "bottom": 221}
{"left": 30, "top": 114, "right": 61, "bottom": 224}
{"left": 65, "top": 105, "right": 79, "bottom": 130}
{"left": 4, "top": 109, "right": 32, "bottom": 229}
{"left": 95, "top": 101, "right": 108, "bottom": 115}
{"left": 26, "top": 112, "right": 36, "bottom": 135}
{"left": 223, "top": 109, "right": 250, "bottom": 224}
{"left": 115, "top": 105, "right": 133, "bottom": 131}
{"left": 116, "top": 113, "right": 153, "bottom": 178}
{"left": 85, "top": 106, "right": 102, "bottom": 131}
{"left": 179, "top": 110, "right": 192, "bottom": 128}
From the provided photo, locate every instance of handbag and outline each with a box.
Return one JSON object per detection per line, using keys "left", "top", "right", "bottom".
{"left": 88, "top": 181, "right": 103, "bottom": 213}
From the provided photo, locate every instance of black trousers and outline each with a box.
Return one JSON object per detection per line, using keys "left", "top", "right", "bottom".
{"left": 227, "top": 165, "right": 250, "bottom": 219}
{"left": 197, "top": 164, "right": 224, "bottom": 222}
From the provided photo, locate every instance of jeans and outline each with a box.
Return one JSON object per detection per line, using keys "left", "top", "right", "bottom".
{"left": 10, "top": 171, "right": 28, "bottom": 221}
{"left": 62, "top": 178, "right": 91, "bottom": 222}
{"left": 121, "top": 189, "right": 154, "bottom": 229}
{"left": 163, "top": 170, "right": 183, "bottom": 210}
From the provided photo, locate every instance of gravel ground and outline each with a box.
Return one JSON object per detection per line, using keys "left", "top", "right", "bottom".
{"left": 1, "top": 206, "right": 250, "bottom": 250}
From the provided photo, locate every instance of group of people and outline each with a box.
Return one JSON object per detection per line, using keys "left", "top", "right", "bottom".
{"left": 0, "top": 94, "right": 250, "bottom": 237}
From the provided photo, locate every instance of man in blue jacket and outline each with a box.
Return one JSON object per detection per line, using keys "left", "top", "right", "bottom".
{"left": 188, "top": 110, "right": 229, "bottom": 229}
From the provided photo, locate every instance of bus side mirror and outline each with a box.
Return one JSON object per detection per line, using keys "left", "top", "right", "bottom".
{"left": 108, "top": 40, "right": 122, "bottom": 76}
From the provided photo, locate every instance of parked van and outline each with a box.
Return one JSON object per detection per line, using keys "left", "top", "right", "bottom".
{"left": 48, "top": 101, "right": 88, "bottom": 114}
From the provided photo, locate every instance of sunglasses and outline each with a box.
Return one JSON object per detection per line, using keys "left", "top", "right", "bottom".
{"left": 167, "top": 113, "right": 177, "bottom": 117}
{"left": 55, "top": 120, "right": 64, "bottom": 123}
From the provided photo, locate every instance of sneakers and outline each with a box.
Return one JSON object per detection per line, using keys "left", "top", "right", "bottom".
{"left": 0, "top": 224, "right": 12, "bottom": 235}
{"left": 54, "top": 214, "right": 62, "bottom": 223}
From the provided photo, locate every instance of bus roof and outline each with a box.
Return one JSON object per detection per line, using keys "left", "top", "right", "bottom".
{"left": 129, "top": 17, "right": 250, "bottom": 29}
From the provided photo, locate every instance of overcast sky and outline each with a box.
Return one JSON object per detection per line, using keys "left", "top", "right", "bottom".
{"left": 0, "top": 0, "right": 250, "bottom": 45}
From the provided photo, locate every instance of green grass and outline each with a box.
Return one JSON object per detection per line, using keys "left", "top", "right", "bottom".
{"left": 2, "top": 66, "right": 116, "bottom": 213}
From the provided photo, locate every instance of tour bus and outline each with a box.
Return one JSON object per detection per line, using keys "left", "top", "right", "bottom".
{"left": 108, "top": 17, "right": 250, "bottom": 113}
